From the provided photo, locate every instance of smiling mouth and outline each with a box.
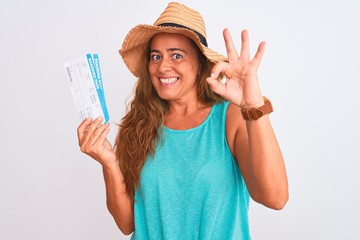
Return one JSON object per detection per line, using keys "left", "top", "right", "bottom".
{"left": 159, "top": 77, "right": 179, "bottom": 84}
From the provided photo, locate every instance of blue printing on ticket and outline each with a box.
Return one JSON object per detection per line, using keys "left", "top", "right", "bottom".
{"left": 93, "top": 54, "right": 103, "bottom": 91}
{"left": 86, "top": 54, "right": 110, "bottom": 123}
{"left": 93, "top": 54, "right": 110, "bottom": 122}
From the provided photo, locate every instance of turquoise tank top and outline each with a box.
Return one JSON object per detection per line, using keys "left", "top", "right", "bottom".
{"left": 131, "top": 102, "right": 251, "bottom": 240}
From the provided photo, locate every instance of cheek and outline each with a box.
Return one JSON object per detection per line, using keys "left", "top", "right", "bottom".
{"left": 148, "top": 65, "right": 156, "bottom": 80}
{"left": 148, "top": 64, "right": 154, "bottom": 75}
{"left": 148, "top": 66, "right": 158, "bottom": 88}
{"left": 150, "top": 66, "right": 161, "bottom": 79}
{"left": 187, "top": 64, "right": 200, "bottom": 81}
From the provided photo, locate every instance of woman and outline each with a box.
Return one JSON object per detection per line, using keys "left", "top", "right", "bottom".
{"left": 77, "top": 2, "right": 288, "bottom": 239}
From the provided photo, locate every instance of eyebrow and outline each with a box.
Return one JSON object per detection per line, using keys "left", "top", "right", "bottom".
{"left": 150, "top": 48, "right": 188, "bottom": 54}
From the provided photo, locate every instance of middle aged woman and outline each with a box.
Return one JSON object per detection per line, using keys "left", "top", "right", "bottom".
{"left": 78, "top": 2, "right": 288, "bottom": 239}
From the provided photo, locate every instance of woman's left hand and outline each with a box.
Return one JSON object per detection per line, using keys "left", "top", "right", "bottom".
{"left": 207, "top": 28, "right": 266, "bottom": 108}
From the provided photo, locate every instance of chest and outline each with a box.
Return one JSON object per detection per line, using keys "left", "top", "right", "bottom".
{"left": 138, "top": 126, "right": 238, "bottom": 196}
{"left": 163, "top": 106, "right": 212, "bottom": 130}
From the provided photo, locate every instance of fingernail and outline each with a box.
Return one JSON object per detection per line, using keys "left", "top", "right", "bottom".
{"left": 211, "top": 73, "right": 216, "bottom": 78}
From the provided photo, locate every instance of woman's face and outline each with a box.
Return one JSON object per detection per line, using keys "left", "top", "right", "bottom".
{"left": 148, "top": 33, "right": 201, "bottom": 102}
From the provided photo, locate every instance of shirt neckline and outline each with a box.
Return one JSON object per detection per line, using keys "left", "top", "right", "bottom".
{"left": 163, "top": 103, "right": 218, "bottom": 133}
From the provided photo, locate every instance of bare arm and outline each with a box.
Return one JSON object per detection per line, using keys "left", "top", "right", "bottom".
{"left": 207, "top": 29, "right": 288, "bottom": 209}
{"left": 102, "top": 162, "right": 134, "bottom": 234}
{"left": 77, "top": 117, "right": 134, "bottom": 234}
{"left": 227, "top": 105, "right": 288, "bottom": 209}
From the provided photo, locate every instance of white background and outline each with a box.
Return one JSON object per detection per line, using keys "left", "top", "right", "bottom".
{"left": 1, "top": 0, "right": 359, "bottom": 239}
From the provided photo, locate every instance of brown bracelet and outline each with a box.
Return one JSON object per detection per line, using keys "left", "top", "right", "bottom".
{"left": 241, "top": 97, "right": 273, "bottom": 120}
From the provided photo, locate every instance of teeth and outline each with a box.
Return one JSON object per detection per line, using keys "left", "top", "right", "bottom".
{"left": 160, "top": 77, "right": 178, "bottom": 84}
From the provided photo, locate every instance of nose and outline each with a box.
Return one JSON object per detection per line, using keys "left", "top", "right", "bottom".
{"left": 158, "top": 58, "right": 172, "bottom": 73}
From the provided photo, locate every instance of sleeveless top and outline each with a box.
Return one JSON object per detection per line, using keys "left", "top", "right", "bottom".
{"left": 131, "top": 102, "right": 251, "bottom": 240}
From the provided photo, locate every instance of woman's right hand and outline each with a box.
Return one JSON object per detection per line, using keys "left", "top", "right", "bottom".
{"left": 78, "top": 118, "right": 134, "bottom": 233}
{"left": 77, "top": 116, "right": 116, "bottom": 167}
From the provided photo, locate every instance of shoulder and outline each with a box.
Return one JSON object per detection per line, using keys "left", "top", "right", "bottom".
{"left": 226, "top": 103, "right": 247, "bottom": 158}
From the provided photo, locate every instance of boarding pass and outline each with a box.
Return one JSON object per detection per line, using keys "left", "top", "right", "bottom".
{"left": 64, "top": 54, "right": 110, "bottom": 123}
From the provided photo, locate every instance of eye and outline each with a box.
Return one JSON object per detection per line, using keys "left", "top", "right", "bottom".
{"left": 172, "top": 53, "right": 182, "bottom": 60}
{"left": 150, "top": 54, "right": 161, "bottom": 61}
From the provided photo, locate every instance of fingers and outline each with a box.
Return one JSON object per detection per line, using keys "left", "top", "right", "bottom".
{"left": 252, "top": 41, "right": 266, "bottom": 70}
{"left": 77, "top": 116, "right": 110, "bottom": 152}
{"left": 98, "top": 123, "right": 111, "bottom": 145}
{"left": 242, "top": 30, "right": 266, "bottom": 69}
{"left": 87, "top": 121, "right": 110, "bottom": 147}
{"left": 223, "top": 28, "right": 239, "bottom": 61}
{"left": 206, "top": 76, "right": 226, "bottom": 97}
{"left": 240, "top": 30, "right": 250, "bottom": 60}
{"left": 223, "top": 28, "right": 264, "bottom": 64}
{"left": 223, "top": 29, "right": 251, "bottom": 62}
{"left": 209, "top": 61, "right": 228, "bottom": 79}
{"left": 77, "top": 117, "right": 93, "bottom": 145}
{"left": 79, "top": 116, "right": 104, "bottom": 146}
{"left": 222, "top": 28, "right": 266, "bottom": 71}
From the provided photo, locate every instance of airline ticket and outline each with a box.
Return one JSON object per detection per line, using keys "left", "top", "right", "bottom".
{"left": 64, "top": 54, "right": 110, "bottom": 123}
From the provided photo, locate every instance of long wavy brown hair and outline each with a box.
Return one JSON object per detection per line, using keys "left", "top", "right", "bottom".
{"left": 114, "top": 37, "right": 224, "bottom": 202}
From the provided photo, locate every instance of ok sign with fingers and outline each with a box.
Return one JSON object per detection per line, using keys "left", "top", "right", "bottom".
{"left": 207, "top": 28, "right": 266, "bottom": 109}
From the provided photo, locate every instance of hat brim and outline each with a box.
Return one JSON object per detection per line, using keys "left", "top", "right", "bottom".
{"left": 119, "top": 24, "right": 227, "bottom": 77}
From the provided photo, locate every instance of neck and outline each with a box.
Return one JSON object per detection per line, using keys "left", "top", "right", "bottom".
{"left": 164, "top": 99, "right": 212, "bottom": 130}
{"left": 167, "top": 99, "right": 208, "bottom": 116}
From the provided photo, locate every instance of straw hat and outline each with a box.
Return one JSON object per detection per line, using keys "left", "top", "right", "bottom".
{"left": 119, "top": 2, "right": 227, "bottom": 77}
